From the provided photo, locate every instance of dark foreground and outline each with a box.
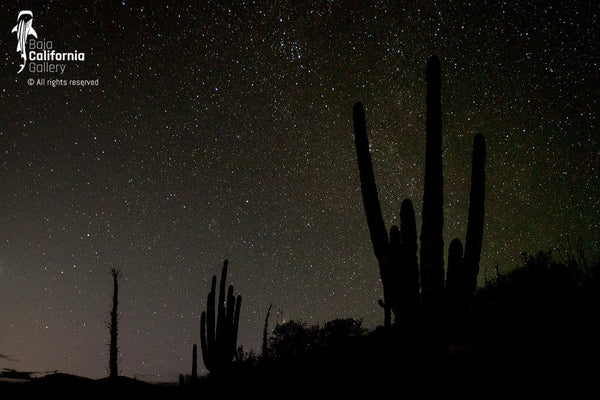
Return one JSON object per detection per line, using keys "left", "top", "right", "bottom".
{"left": 2, "top": 322, "right": 598, "bottom": 399}
{"left": 3, "top": 260, "right": 600, "bottom": 398}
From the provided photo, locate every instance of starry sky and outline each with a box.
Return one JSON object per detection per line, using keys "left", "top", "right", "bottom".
{"left": 0, "top": 0, "right": 598, "bottom": 383}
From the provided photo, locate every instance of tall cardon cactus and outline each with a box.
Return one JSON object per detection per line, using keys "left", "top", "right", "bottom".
{"left": 353, "top": 55, "right": 486, "bottom": 326}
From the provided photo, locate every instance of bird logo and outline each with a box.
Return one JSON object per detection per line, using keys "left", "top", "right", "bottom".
{"left": 12, "top": 10, "right": 38, "bottom": 74}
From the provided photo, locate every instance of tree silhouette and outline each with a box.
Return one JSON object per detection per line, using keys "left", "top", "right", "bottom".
{"left": 267, "top": 320, "right": 318, "bottom": 360}
{"left": 108, "top": 268, "right": 120, "bottom": 379}
{"left": 261, "top": 303, "right": 272, "bottom": 360}
{"left": 319, "top": 318, "right": 367, "bottom": 347}
{"left": 265, "top": 318, "right": 366, "bottom": 361}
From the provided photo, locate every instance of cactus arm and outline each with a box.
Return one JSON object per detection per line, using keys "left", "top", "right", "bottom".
{"left": 200, "top": 311, "right": 212, "bottom": 372}
{"left": 446, "top": 237, "right": 464, "bottom": 301}
{"left": 206, "top": 275, "right": 216, "bottom": 351}
{"left": 399, "top": 199, "right": 420, "bottom": 315}
{"left": 463, "top": 133, "right": 486, "bottom": 294}
{"left": 353, "top": 101, "right": 389, "bottom": 262}
{"left": 226, "top": 285, "right": 235, "bottom": 324}
{"left": 232, "top": 295, "right": 242, "bottom": 359}
{"left": 216, "top": 260, "right": 228, "bottom": 341}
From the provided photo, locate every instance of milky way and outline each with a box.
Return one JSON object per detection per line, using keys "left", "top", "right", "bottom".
{"left": 0, "top": 1, "right": 598, "bottom": 382}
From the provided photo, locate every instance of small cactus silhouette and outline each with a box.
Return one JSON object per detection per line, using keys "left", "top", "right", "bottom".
{"left": 191, "top": 344, "right": 197, "bottom": 383}
{"left": 200, "top": 260, "right": 242, "bottom": 374}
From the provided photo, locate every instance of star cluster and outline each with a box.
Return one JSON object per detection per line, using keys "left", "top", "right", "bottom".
{"left": 0, "top": 0, "right": 598, "bottom": 382}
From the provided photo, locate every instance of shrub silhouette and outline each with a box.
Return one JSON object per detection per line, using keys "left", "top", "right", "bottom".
{"left": 470, "top": 249, "right": 600, "bottom": 384}
{"left": 267, "top": 320, "right": 319, "bottom": 360}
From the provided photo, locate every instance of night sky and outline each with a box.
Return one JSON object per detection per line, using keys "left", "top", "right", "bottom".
{"left": 0, "top": 0, "right": 598, "bottom": 383}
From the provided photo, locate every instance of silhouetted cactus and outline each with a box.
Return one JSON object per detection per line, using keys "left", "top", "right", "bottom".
{"left": 353, "top": 101, "right": 389, "bottom": 266}
{"left": 200, "top": 260, "right": 242, "bottom": 374}
{"left": 393, "top": 199, "right": 420, "bottom": 323}
{"left": 464, "top": 133, "right": 486, "bottom": 294}
{"left": 191, "top": 344, "right": 197, "bottom": 383}
{"left": 446, "top": 134, "right": 487, "bottom": 307}
{"left": 354, "top": 102, "right": 419, "bottom": 327}
{"left": 353, "top": 55, "right": 486, "bottom": 326}
{"left": 446, "top": 237, "right": 465, "bottom": 305}
{"left": 420, "top": 55, "right": 445, "bottom": 308}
